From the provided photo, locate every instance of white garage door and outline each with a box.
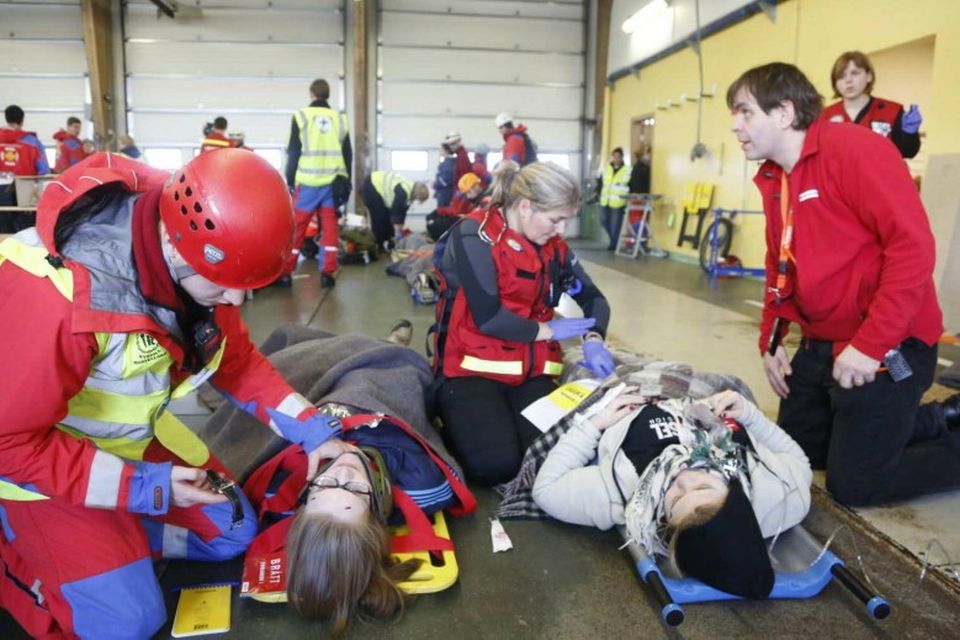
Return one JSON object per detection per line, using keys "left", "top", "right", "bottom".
{"left": 0, "top": 0, "right": 88, "bottom": 167}
{"left": 377, "top": 0, "right": 586, "bottom": 189}
{"left": 123, "top": 0, "right": 345, "bottom": 171}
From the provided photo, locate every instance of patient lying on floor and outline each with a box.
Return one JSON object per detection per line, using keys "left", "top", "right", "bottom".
{"left": 532, "top": 384, "right": 812, "bottom": 598}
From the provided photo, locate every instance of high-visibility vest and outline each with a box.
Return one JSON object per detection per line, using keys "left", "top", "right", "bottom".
{"left": 434, "top": 208, "right": 566, "bottom": 385}
{"left": 0, "top": 234, "right": 222, "bottom": 504}
{"left": 600, "top": 163, "right": 630, "bottom": 208}
{"left": 371, "top": 170, "right": 412, "bottom": 208}
{"left": 293, "top": 106, "right": 349, "bottom": 187}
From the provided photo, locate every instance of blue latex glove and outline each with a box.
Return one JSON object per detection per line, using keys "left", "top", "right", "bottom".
{"left": 265, "top": 408, "right": 342, "bottom": 454}
{"left": 566, "top": 278, "right": 583, "bottom": 296}
{"left": 581, "top": 340, "right": 615, "bottom": 378}
{"left": 547, "top": 317, "right": 596, "bottom": 341}
{"left": 902, "top": 104, "right": 922, "bottom": 134}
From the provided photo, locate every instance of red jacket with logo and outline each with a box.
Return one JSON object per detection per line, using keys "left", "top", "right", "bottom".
{"left": 437, "top": 208, "right": 565, "bottom": 384}
{"left": 755, "top": 120, "right": 942, "bottom": 360}
{"left": 0, "top": 128, "right": 42, "bottom": 176}
{"left": 0, "top": 152, "right": 323, "bottom": 513}
{"left": 820, "top": 97, "right": 919, "bottom": 159}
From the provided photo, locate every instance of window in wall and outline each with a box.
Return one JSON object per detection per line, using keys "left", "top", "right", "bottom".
{"left": 391, "top": 150, "right": 428, "bottom": 172}
{"left": 253, "top": 148, "right": 283, "bottom": 171}
{"left": 144, "top": 148, "right": 184, "bottom": 171}
{"left": 487, "top": 151, "right": 503, "bottom": 168}
{"left": 539, "top": 154, "right": 571, "bottom": 170}
{"left": 44, "top": 148, "right": 57, "bottom": 169}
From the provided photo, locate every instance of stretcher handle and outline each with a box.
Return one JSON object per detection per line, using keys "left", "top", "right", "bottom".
{"left": 643, "top": 569, "right": 685, "bottom": 626}
{"left": 830, "top": 564, "right": 890, "bottom": 620}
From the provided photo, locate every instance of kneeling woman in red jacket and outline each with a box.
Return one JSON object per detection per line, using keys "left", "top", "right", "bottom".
{"left": 431, "top": 161, "right": 614, "bottom": 484}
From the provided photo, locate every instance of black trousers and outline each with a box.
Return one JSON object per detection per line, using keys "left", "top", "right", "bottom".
{"left": 0, "top": 187, "right": 32, "bottom": 235}
{"left": 361, "top": 178, "right": 394, "bottom": 248}
{"left": 778, "top": 337, "right": 958, "bottom": 506}
{"left": 436, "top": 375, "right": 557, "bottom": 485}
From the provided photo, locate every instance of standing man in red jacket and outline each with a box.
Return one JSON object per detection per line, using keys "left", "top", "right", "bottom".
{"left": 727, "top": 62, "right": 958, "bottom": 507}
{"left": 495, "top": 112, "right": 537, "bottom": 166}
{"left": 1, "top": 104, "right": 50, "bottom": 233}
{"left": 53, "top": 116, "right": 89, "bottom": 171}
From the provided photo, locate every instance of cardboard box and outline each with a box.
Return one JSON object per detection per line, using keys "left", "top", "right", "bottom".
{"left": 14, "top": 175, "right": 55, "bottom": 208}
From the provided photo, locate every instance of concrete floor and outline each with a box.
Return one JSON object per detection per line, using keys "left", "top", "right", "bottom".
{"left": 3, "top": 246, "right": 959, "bottom": 639}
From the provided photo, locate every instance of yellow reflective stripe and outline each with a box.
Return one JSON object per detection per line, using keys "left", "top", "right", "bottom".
{"left": 460, "top": 355, "right": 523, "bottom": 376}
{"left": 171, "top": 337, "right": 226, "bottom": 400}
{"left": 153, "top": 411, "right": 210, "bottom": 467}
{"left": 542, "top": 361, "right": 564, "bottom": 376}
{"left": 0, "top": 237, "right": 74, "bottom": 299}
{"left": 66, "top": 386, "right": 167, "bottom": 428}
{"left": 202, "top": 138, "right": 231, "bottom": 148}
{"left": 56, "top": 424, "right": 153, "bottom": 460}
{"left": 0, "top": 480, "right": 49, "bottom": 502}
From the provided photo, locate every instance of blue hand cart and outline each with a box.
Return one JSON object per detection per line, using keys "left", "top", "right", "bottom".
{"left": 700, "top": 208, "right": 766, "bottom": 280}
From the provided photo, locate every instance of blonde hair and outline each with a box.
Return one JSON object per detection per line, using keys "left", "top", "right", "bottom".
{"left": 286, "top": 510, "right": 420, "bottom": 638}
{"left": 489, "top": 161, "right": 579, "bottom": 214}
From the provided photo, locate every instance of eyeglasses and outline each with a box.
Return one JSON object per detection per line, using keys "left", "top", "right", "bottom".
{"left": 306, "top": 475, "right": 373, "bottom": 500}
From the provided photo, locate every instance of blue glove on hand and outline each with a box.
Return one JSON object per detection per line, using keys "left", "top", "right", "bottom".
{"left": 902, "top": 104, "right": 922, "bottom": 134}
{"left": 266, "top": 408, "right": 342, "bottom": 454}
{"left": 581, "top": 340, "right": 615, "bottom": 378}
{"left": 547, "top": 317, "right": 596, "bottom": 341}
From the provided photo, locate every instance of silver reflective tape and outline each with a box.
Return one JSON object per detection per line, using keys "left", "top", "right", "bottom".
{"left": 85, "top": 450, "right": 124, "bottom": 509}
{"left": 60, "top": 414, "right": 153, "bottom": 441}
{"left": 83, "top": 370, "right": 170, "bottom": 397}
{"left": 300, "top": 150, "right": 342, "bottom": 157}
{"left": 297, "top": 167, "right": 340, "bottom": 175}
{"left": 276, "top": 392, "right": 312, "bottom": 419}
{"left": 162, "top": 524, "right": 190, "bottom": 559}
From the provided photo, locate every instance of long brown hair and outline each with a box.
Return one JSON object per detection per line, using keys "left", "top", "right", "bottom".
{"left": 286, "top": 510, "right": 421, "bottom": 638}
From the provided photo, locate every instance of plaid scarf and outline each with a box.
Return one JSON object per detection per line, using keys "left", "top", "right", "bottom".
{"left": 495, "top": 347, "right": 756, "bottom": 520}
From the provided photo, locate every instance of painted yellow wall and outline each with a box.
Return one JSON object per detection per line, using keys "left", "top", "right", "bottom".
{"left": 605, "top": 0, "right": 960, "bottom": 267}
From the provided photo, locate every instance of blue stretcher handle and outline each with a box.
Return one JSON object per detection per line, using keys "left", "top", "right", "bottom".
{"left": 639, "top": 557, "right": 685, "bottom": 626}
{"left": 830, "top": 564, "right": 890, "bottom": 620}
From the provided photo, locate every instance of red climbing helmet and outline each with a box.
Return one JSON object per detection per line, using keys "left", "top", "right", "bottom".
{"left": 159, "top": 148, "right": 294, "bottom": 289}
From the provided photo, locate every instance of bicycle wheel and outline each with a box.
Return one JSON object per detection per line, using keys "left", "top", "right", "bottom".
{"left": 699, "top": 218, "right": 733, "bottom": 273}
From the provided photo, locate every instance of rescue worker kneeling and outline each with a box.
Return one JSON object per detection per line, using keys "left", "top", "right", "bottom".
{"left": 0, "top": 149, "right": 345, "bottom": 639}
{"left": 431, "top": 161, "right": 614, "bottom": 484}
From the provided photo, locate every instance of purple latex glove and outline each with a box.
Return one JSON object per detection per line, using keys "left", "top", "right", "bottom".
{"left": 902, "top": 104, "right": 922, "bottom": 134}
{"left": 580, "top": 340, "right": 615, "bottom": 378}
{"left": 547, "top": 317, "right": 596, "bottom": 341}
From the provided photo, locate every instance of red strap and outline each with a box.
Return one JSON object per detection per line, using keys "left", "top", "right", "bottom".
{"left": 389, "top": 487, "right": 454, "bottom": 554}
{"left": 247, "top": 515, "right": 293, "bottom": 556}
{"left": 242, "top": 445, "right": 307, "bottom": 518}
{"left": 772, "top": 172, "right": 796, "bottom": 299}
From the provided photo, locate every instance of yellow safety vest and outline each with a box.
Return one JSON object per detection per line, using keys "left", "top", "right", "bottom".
{"left": 293, "top": 106, "right": 349, "bottom": 187}
{"left": 600, "top": 164, "right": 630, "bottom": 208}
{"left": 0, "top": 238, "right": 221, "bottom": 503}
{"left": 371, "top": 170, "right": 412, "bottom": 208}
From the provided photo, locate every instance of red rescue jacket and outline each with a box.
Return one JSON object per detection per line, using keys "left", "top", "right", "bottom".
{"left": 53, "top": 129, "right": 87, "bottom": 172}
{"left": 821, "top": 98, "right": 901, "bottom": 139}
{"left": 200, "top": 131, "right": 236, "bottom": 153}
{"left": 434, "top": 208, "right": 565, "bottom": 385}
{"left": 0, "top": 128, "right": 42, "bottom": 176}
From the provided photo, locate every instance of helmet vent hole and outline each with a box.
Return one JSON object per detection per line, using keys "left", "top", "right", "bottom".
{"left": 184, "top": 186, "right": 193, "bottom": 197}
{"left": 204, "top": 219, "right": 215, "bottom": 230}
{"left": 178, "top": 174, "right": 185, "bottom": 183}
{"left": 193, "top": 202, "right": 203, "bottom": 213}
{"left": 180, "top": 205, "right": 188, "bottom": 216}
{"left": 173, "top": 191, "right": 179, "bottom": 201}
{"left": 189, "top": 220, "right": 198, "bottom": 231}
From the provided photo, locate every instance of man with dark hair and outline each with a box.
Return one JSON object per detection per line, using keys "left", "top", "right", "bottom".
{"left": 200, "top": 115, "right": 235, "bottom": 153}
{"left": 53, "top": 115, "right": 88, "bottom": 171}
{"left": 1, "top": 104, "right": 50, "bottom": 232}
{"left": 284, "top": 78, "right": 352, "bottom": 288}
{"left": 728, "top": 62, "right": 959, "bottom": 507}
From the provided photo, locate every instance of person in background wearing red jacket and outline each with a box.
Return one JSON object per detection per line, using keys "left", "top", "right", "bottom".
{"left": 821, "top": 51, "right": 921, "bottom": 159}
{"left": 200, "top": 116, "right": 236, "bottom": 153}
{"left": 495, "top": 112, "right": 538, "bottom": 166}
{"left": 0, "top": 149, "right": 347, "bottom": 638}
{"left": 0, "top": 104, "right": 50, "bottom": 233}
{"left": 471, "top": 143, "right": 492, "bottom": 188}
{"left": 427, "top": 172, "right": 486, "bottom": 241}
{"left": 444, "top": 131, "right": 472, "bottom": 186}
{"left": 53, "top": 116, "right": 90, "bottom": 172}
{"left": 727, "top": 62, "right": 959, "bottom": 507}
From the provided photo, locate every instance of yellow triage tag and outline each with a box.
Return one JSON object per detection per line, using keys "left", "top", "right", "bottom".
{"left": 521, "top": 379, "right": 601, "bottom": 433}
{"left": 171, "top": 584, "right": 232, "bottom": 638}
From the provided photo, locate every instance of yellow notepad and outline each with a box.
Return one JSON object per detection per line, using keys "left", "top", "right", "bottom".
{"left": 171, "top": 583, "right": 232, "bottom": 638}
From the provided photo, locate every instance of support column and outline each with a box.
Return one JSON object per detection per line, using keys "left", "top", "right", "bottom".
{"left": 351, "top": 0, "right": 370, "bottom": 217}
{"left": 80, "top": 0, "right": 116, "bottom": 149}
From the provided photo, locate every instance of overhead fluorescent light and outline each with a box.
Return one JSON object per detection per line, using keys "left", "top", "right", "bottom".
{"left": 622, "top": 0, "right": 670, "bottom": 34}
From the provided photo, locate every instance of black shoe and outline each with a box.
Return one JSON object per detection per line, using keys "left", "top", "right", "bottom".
{"left": 386, "top": 319, "right": 413, "bottom": 346}
{"left": 941, "top": 393, "right": 960, "bottom": 429}
{"left": 272, "top": 275, "right": 292, "bottom": 287}
{"left": 320, "top": 273, "right": 336, "bottom": 289}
